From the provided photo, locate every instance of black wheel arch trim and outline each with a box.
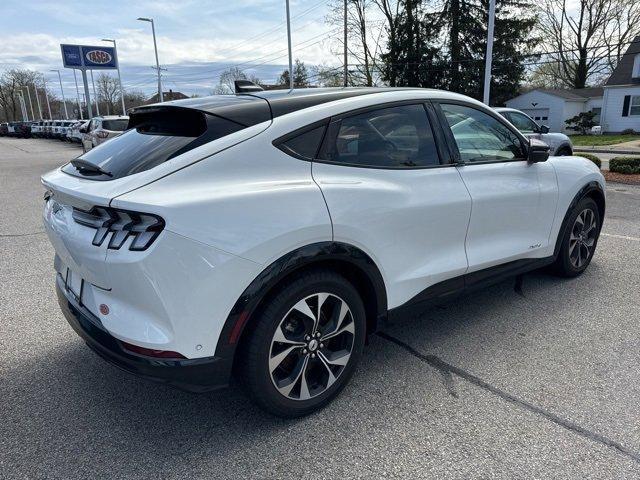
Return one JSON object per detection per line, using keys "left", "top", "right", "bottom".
{"left": 553, "top": 180, "right": 605, "bottom": 257}
{"left": 215, "top": 241, "right": 388, "bottom": 361}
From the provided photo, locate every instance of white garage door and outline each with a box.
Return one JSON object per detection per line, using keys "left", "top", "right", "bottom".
{"left": 520, "top": 108, "right": 550, "bottom": 123}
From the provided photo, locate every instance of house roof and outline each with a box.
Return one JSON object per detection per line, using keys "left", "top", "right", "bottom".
{"left": 144, "top": 90, "right": 189, "bottom": 104}
{"left": 606, "top": 36, "right": 640, "bottom": 86}
{"left": 537, "top": 87, "right": 604, "bottom": 100}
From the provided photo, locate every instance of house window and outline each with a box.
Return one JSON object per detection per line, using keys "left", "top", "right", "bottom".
{"left": 631, "top": 96, "right": 640, "bottom": 116}
{"left": 591, "top": 107, "right": 601, "bottom": 124}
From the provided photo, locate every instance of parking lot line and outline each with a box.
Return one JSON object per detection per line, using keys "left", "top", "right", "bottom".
{"left": 601, "top": 232, "right": 640, "bottom": 242}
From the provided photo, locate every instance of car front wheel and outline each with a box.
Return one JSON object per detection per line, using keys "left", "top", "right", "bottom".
{"left": 239, "top": 270, "right": 366, "bottom": 417}
{"left": 552, "top": 197, "right": 601, "bottom": 277}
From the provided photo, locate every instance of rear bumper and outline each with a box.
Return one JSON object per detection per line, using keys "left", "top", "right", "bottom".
{"left": 56, "top": 275, "right": 232, "bottom": 392}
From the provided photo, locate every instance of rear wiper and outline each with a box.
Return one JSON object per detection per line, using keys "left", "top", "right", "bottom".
{"left": 70, "top": 158, "right": 113, "bottom": 177}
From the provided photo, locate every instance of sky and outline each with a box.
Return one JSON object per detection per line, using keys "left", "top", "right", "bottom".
{"left": 0, "top": 0, "right": 342, "bottom": 97}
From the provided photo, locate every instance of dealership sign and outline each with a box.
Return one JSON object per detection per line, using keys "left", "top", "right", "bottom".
{"left": 60, "top": 44, "right": 118, "bottom": 69}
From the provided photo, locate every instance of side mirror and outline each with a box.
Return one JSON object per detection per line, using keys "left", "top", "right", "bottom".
{"left": 539, "top": 125, "right": 550, "bottom": 134}
{"left": 528, "top": 138, "right": 550, "bottom": 163}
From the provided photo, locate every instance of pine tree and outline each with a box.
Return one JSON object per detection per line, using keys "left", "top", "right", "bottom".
{"left": 382, "top": 0, "right": 539, "bottom": 105}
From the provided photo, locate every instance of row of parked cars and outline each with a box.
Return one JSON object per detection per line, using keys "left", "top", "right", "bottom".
{"left": 0, "top": 116, "right": 129, "bottom": 152}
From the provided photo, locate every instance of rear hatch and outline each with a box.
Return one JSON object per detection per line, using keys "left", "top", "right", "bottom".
{"left": 42, "top": 96, "right": 272, "bottom": 289}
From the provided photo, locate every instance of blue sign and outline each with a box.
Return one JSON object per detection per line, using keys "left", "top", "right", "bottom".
{"left": 60, "top": 44, "right": 118, "bottom": 70}
{"left": 61, "top": 44, "right": 83, "bottom": 68}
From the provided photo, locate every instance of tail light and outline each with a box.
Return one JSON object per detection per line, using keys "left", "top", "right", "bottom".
{"left": 96, "top": 130, "right": 109, "bottom": 139}
{"left": 72, "top": 206, "right": 164, "bottom": 251}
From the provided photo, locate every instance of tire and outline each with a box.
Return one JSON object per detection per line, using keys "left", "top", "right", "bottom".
{"left": 556, "top": 147, "right": 572, "bottom": 156}
{"left": 551, "top": 197, "right": 600, "bottom": 277}
{"left": 238, "top": 270, "right": 366, "bottom": 417}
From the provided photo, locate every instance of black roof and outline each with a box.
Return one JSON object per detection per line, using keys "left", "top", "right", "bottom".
{"left": 606, "top": 37, "right": 640, "bottom": 86}
{"left": 130, "top": 87, "right": 416, "bottom": 127}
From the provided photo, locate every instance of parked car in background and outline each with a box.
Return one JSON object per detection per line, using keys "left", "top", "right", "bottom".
{"left": 58, "top": 120, "right": 76, "bottom": 141}
{"left": 67, "top": 121, "right": 88, "bottom": 143}
{"left": 43, "top": 87, "right": 605, "bottom": 417}
{"left": 31, "top": 121, "right": 42, "bottom": 137}
{"left": 7, "top": 122, "right": 20, "bottom": 136}
{"left": 0, "top": 122, "right": 8, "bottom": 136}
{"left": 44, "top": 120, "right": 56, "bottom": 138}
{"left": 494, "top": 107, "right": 574, "bottom": 156}
{"left": 81, "top": 115, "right": 129, "bottom": 152}
{"left": 15, "top": 122, "right": 33, "bottom": 138}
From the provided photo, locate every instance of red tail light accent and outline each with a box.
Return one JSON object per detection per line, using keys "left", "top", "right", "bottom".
{"left": 121, "top": 341, "right": 186, "bottom": 359}
{"left": 229, "top": 310, "right": 250, "bottom": 344}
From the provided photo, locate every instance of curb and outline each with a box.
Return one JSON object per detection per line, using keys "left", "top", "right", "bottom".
{"left": 575, "top": 148, "right": 640, "bottom": 155}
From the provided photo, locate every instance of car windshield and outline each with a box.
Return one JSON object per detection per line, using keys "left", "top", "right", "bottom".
{"left": 102, "top": 119, "right": 129, "bottom": 131}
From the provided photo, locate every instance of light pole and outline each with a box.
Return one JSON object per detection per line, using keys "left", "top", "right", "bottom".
{"left": 137, "top": 17, "right": 163, "bottom": 102}
{"left": 285, "top": 0, "right": 293, "bottom": 89}
{"left": 42, "top": 76, "right": 52, "bottom": 119}
{"left": 344, "top": 0, "right": 348, "bottom": 87}
{"left": 50, "top": 69, "right": 69, "bottom": 119}
{"left": 102, "top": 38, "right": 127, "bottom": 114}
{"left": 90, "top": 69, "right": 101, "bottom": 115}
{"left": 73, "top": 69, "right": 83, "bottom": 119}
{"left": 482, "top": 0, "right": 496, "bottom": 105}
{"left": 33, "top": 83, "right": 43, "bottom": 119}
{"left": 20, "top": 86, "right": 35, "bottom": 120}
{"left": 17, "top": 91, "right": 28, "bottom": 121}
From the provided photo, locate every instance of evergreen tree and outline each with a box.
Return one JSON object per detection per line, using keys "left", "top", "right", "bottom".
{"left": 381, "top": 0, "right": 539, "bottom": 105}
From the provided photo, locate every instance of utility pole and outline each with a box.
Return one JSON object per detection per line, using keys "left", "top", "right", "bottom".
{"left": 73, "top": 69, "right": 83, "bottom": 119}
{"left": 33, "top": 83, "right": 43, "bottom": 119}
{"left": 137, "top": 18, "right": 163, "bottom": 101}
{"left": 483, "top": 0, "right": 496, "bottom": 105}
{"left": 102, "top": 39, "right": 127, "bottom": 114}
{"left": 51, "top": 69, "right": 69, "bottom": 119}
{"left": 344, "top": 0, "right": 348, "bottom": 87}
{"left": 90, "top": 69, "right": 101, "bottom": 115}
{"left": 285, "top": 0, "right": 293, "bottom": 90}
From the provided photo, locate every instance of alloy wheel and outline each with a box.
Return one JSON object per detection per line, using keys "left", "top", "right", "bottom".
{"left": 569, "top": 208, "right": 597, "bottom": 268}
{"left": 268, "top": 292, "right": 355, "bottom": 401}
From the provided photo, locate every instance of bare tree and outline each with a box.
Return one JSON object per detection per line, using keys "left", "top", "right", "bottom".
{"left": 539, "top": 0, "right": 640, "bottom": 88}
{"left": 0, "top": 69, "right": 52, "bottom": 121}
{"left": 326, "top": 0, "right": 393, "bottom": 86}
{"left": 96, "top": 73, "right": 120, "bottom": 115}
{"left": 212, "top": 67, "right": 260, "bottom": 94}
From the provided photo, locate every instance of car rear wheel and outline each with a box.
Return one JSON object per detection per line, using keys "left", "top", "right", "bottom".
{"left": 239, "top": 270, "right": 366, "bottom": 417}
{"left": 556, "top": 146, "right": 572, "bottom": 156}
{"left": 552, "top": 197, "right": 600, "bottom": 277}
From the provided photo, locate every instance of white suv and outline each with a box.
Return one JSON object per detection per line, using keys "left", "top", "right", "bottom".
{"left": 42, "top": 88, "right": 605, "bottom": 417}
{"left": 81, "top": 115, "right": 129, "bottom": 152}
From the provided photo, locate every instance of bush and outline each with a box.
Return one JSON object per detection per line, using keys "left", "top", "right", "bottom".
{"left": 621, "top": 128, "right": 636, "bottom": 135}
{"left": 610, "top": 157, "right": 640, "bottom": 174}
{"left": 577, "top": 153, "right": 601, "bottom": 168}
{"left": 565, "top": 111, "right": 597, "bottom": 134}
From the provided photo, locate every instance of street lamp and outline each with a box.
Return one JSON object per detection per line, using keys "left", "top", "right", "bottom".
{"left": 102, "top": 38, "right": 127, "bottom": 114}
{"left": 50, "top": 69, "right": 69, "bottom": 119}
{"left": 137, "top": 17, "right": 163, "bottom": 102}
{"left": 19, "top": 86, "right": 35, "bottom": 120}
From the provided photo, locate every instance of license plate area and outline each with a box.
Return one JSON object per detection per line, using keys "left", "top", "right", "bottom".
{"left": 65, "top": 267, "right": 84, "bottom": 302}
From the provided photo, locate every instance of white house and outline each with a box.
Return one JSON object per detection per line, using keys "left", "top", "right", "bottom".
{"left": 505, "top": 36, "right": 640, "bottom": 134}
{"left": 504, "top": 87, "right": 603, "bottom": 133}
{"left": 601, "top": 36, "right": 640, "bottom": 133}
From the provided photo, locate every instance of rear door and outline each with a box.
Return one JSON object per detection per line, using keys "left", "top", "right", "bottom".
{"left": 436, "top": 102, "right": 558, "bottom": 272}
{"left": 309, "top": 101, "right": 472, "bottom": 309}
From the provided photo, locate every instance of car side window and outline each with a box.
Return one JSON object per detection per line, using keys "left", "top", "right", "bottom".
{"left": 319, "top": 104, "right": 440, "bottom": 168}
{"left": 440, "top": 104, "right": 526, "bottom": 163}
{"left": 277, "top": 124, "right": 327, "bottom": 160}
{"left": 505, "top": 112, "right": 538, "bottom": 134}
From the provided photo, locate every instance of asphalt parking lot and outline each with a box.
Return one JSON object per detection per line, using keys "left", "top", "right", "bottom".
{"left": 1, "top": 137, "right": 640, "bottom": 479}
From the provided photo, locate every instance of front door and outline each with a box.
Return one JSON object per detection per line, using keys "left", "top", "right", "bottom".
{"left": 437, "top": 102, "right": 558, "bottom": 272}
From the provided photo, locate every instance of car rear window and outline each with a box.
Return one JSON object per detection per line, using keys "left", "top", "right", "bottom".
{"left": 102, "top": 119, "right": 129, "bottom": 131}
{"left": 62, "top": 107, "right": 245, "bottom": 181}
